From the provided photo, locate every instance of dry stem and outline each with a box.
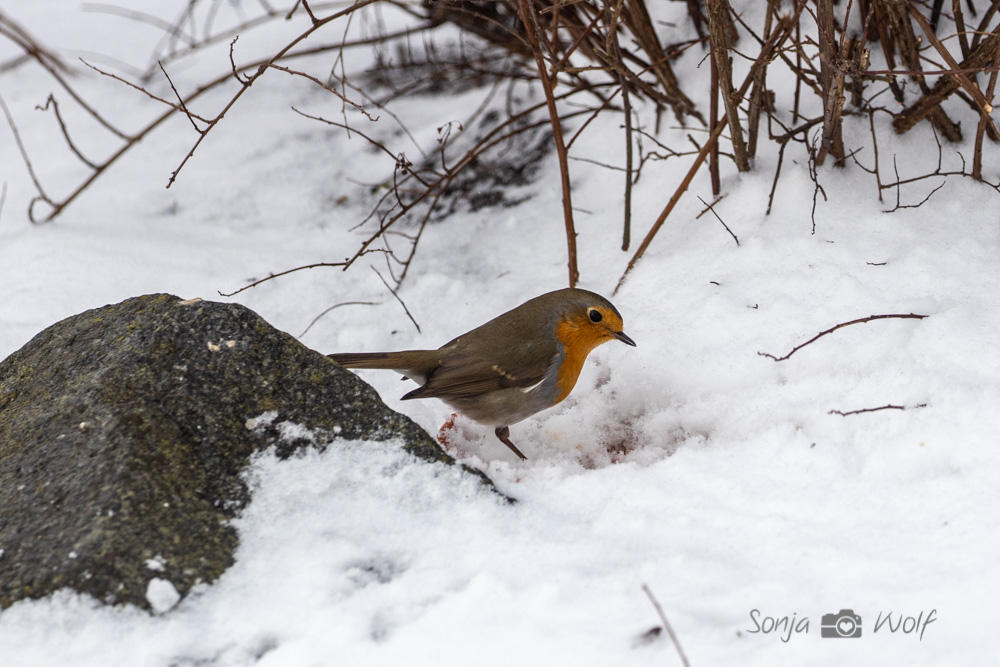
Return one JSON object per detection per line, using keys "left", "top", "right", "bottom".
{"left": 758, "top": 313, "right": 929, "bottom": 362}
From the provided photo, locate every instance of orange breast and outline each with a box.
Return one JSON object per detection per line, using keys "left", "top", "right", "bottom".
{"left": 553, "top": 319, "right": 605, "bottom": 404}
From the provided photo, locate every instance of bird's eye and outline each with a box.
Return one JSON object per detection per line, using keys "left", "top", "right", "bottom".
{"left": 589, "top": 309, "right": 603, "bottom": 323}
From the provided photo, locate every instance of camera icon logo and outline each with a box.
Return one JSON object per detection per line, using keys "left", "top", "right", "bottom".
{"left": 821, "top": 609, "right": 863, "bottom": 638}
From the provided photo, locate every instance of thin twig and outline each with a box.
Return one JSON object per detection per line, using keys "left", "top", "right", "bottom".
{"left": 218, "top": 262, "right": 348, "bottom": 297}
{"left": 371, "top": 266, "right": 421, "bottom": 333}
{"left": 884, "top": 181, "right": 946, "bottom": 212}
{"left": 868, "top": 109, "right": 884, "bottom": 202}
{"left": 697, "top": 195, "right": 739, "bottom": 245}
{"left": 292, "top": 107, "right": 433, "bottom": 187}
{"left": 36, "top": 95, "right": 99, "bottom": 169}
{"left": 268, "top": 62, "right": 378, "bottom": 120}
{"left": 518, "top": 0, "right": 579, "bottom": 287}
{"left": 766, "top": 140, "right": 787, "bottom": 215}
{"left": 612, "top": 35, "right": 634, "bottom": 252}
{"left": 641, "top": 584, "right": 690, "bottom": 667}
{"left": 807, "top": 139, "right": 827, "bottom": 233}
{"left": 158, "top": 61, "right": 205, "bottom": 134}
{"left": 0, "top": 93, "right": 54, "bottom": 215}
{"left": 81, "top": 60, "right": 212, "bottom": 122}
{"left": 758, "top": 313, "right": 929, "bottom": 362}
{"left": 298, "top": 300, "right": 378, "bottom": 338}
{"left": 829, "top": 403, "right": 927, "bottom": 417}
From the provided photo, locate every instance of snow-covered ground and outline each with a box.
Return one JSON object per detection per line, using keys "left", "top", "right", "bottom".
{"left": 1, "top": 2, "right": 997, "bottom": 665}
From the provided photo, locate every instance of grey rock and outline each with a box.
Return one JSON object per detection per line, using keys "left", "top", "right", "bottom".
{"left": 0, "top": 294, "right": 499, "bottom": 611}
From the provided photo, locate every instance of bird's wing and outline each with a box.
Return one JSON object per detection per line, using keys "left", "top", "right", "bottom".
{"left": 401, "top": 342, "right": 552, "bottom": 401}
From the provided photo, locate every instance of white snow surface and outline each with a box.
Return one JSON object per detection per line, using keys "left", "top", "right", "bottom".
{"left": 1, "top": 2, "right": 998, "bottom": 665}
{"left": 146, "top": 579, "right": 182, "bottom": 616}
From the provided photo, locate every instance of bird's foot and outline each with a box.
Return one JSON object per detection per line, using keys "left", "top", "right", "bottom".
{"left": 437, "top": 413, "right": 459, "bottom": 449}
{"left": 494, "top": 426, "right": 527, "bottom": 460}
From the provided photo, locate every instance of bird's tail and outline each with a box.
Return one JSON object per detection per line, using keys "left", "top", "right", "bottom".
{"left": 328, "top": 351, "right": 400, "bottom": 369}
{"left": 327, "top": 350, "right": 439, "bottom": 377}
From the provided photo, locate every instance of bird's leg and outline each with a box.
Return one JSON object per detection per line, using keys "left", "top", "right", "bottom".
{"left": 494, "top": 426, "right": 527, "bottom": 460}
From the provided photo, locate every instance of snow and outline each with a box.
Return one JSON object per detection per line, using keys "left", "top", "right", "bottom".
{"left": 145, "top": 579, "right": 181, "bottom": 615}
{"left": 145, "top": 557, "right": 166, "bottom": 573}
{"left": 1, "top": 1, "right": 998, "bottom": 666}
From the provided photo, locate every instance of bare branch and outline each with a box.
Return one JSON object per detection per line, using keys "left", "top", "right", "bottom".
{"left": 641, "top": 584, "right": 690, "bottom": 667}
{"left": 81, "top": 59, "right": 212, "bottom": 123}
{"left": 0, "top": 93, "right": 55, "bottom": 218}
{"left": 371, "top": 266, "right": 421, "bottom": 333}
{"left": 518, "top": 0, "right": 579, "bottom": 287}
{"left": 268, "top": 63, "right": 378, "bottom": 121}
{"left": 697, "top": 195, "right": 739, "bottom": 245}
{"left": 218, "top": 262, "right": 349, "bottom": 297}
{"left": 758, "top": 313, "right": 929, "bottom": 362}
{"left": 829, "top": 403, "right": 927, "bottom": 417}
{"left": 298, "top": 301, "right": 378, "bottom": 338}
{"left": 707, "top": 0, "right": 750, "bottom": 171}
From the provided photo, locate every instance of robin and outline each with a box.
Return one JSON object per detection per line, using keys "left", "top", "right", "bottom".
{"left": 328, "top": 287, "right": 635, "bottom": 460}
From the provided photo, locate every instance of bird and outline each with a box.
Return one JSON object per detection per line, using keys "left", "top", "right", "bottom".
{"left": 328, "top": 287, "right": 635, "bottom": 460}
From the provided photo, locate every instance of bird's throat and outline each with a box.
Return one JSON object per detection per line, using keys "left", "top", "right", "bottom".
{"left": 553, "top": 319, "right": 606, "bottom": 404}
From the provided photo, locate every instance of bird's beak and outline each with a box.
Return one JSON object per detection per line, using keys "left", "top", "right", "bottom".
{"left": 614, "top": 331, "right": 636, "bottom": 347}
